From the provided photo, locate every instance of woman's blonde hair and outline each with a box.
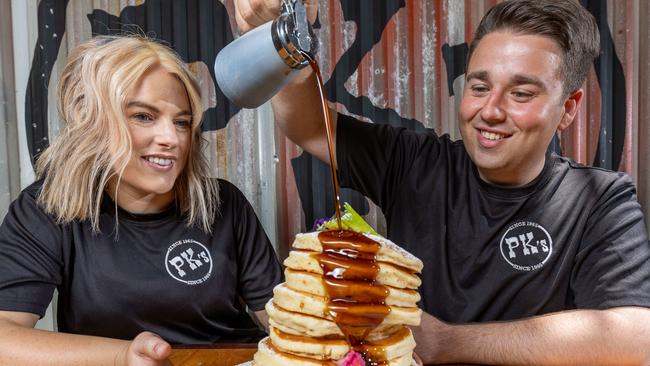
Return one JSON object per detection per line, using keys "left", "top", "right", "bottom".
{"left": 36, "top": 35, "right": 218, "bottom": 233}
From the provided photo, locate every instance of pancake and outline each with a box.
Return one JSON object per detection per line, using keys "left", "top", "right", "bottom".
{"left": 253, "top": 337, "right": 415, "bottom": 366}
{"left": 284, "top": 250, "right": 422, "bottom": 290}
{"left": 284, "top": 268, "right": 421, "bottom": 307}
{"left": 292, "top": 232, "right": 423, "bottom": 273}
{"left": 255, "top": 229, "right": 423, "bottom": 366}
{"left": 273, "top": 284, "right": 422, "bottom": 326}
{"left": 266, "top": 299, "right": 402, "bottom": 339}
{"left": 269, "top": 326, "right": 416, "bottom": 361}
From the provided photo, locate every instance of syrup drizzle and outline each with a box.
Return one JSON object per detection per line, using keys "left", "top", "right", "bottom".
{"left": 307, "top": 57, "right": 342, "bottom": 230}
{"left": 318, "top": 230, "right": 390, "bottom": 365}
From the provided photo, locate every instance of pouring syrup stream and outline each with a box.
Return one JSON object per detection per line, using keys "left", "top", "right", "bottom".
{"left": 303, "top": 54, "right": 342, "bottom": 230}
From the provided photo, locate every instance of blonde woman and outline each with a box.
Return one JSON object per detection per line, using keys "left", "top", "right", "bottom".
{"left": 0, "top": 36, "right": 282, "bottom": 365}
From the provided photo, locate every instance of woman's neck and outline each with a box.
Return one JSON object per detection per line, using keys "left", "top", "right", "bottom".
{"left": 106, "top": 182, "right": 175, "bottom": 214}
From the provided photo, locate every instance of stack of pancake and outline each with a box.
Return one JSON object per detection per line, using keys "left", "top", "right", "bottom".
{"left": 253, "top": 230, "right": 423, "bottom": 366}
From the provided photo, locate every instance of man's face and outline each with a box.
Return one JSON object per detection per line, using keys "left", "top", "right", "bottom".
{"left": 459, "top": 31, "right": 580, "bottom": 186}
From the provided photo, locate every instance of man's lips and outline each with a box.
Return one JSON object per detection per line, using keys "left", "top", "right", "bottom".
{"left": 476, "top": 128, "right": 512, "bottom": 148}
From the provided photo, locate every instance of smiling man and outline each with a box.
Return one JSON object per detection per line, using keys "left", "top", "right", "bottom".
{"left": 459, "top": 30, "right": 578, "bottom": 186}
{"left": 235, "top": 0, "right": 650, "bottom": 364}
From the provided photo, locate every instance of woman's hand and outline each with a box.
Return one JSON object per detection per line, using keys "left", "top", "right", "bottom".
{"left": 116, "top": 331, "right": 172, "bottom": 366}
{"left": 234, "top": 0, "right": 319, "bottom": 33}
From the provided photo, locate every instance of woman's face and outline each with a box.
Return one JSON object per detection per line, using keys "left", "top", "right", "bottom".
{"left": 114, "top": 65, "right": 192, "bottom": 213}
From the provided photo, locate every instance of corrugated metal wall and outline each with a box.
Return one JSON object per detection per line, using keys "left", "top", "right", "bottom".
{"left": 3, "top": 0, "right": 650, "bottom": 257}
{"left": 0, "top": 0, "right": 21, "bottom": 220}
{"left": 291, "top": 0, "right": 650, "bottom": 244}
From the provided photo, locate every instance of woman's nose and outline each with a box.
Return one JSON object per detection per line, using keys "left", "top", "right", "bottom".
{"left": 154, "top": 119, "right": 180, "bottom": 148}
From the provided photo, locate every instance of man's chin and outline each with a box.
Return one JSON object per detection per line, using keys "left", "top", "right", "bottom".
{"left": 473, "top": 161, "right": 510, "bottom": 183}
{"left": 471, "top": 154, "right": 507, "bottom": 172}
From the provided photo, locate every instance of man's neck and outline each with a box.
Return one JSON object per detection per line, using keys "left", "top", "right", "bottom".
{"left": 477, "top": 156, "right": 547, "bottom": 187}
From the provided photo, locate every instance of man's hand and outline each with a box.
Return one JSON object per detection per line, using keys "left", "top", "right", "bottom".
{"left": 116, "top": 331, "right": 172, "bottom": 366}
{"left": 232, "top": 0, "right": 333, "bottom": 163}
{"left": 411, "top": 311, "right": 449, "bottom": 362}
{"left": 234, "top": 0, "right": 319, "bottom": 33}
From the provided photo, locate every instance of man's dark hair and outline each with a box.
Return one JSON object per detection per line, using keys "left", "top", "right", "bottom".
{"left": 467, "top": 0, "right": 600, "bottom": 96}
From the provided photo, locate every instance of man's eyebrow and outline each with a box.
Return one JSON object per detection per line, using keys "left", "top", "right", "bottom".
{"left": 511, "top": 74, "right": 546, "bottom": 89}
{"left": 126, "top": 101, "right": 192, "bottom": 117}
{"left": 465, "top": 71, "right": 547, "bottom": 90}
{"left": 466, "top": 71, "right": 488, "bottom": 81}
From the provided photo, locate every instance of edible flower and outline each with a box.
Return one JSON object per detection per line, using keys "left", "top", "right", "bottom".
{"left": 336, "top": 351, "right": 366, "bottom": 366}
{"left": 318, "top": 202, "right": 380, "bottom": 236}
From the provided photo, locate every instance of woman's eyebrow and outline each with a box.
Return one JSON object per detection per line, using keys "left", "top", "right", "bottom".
{"left": 126, "top": 100, "right": 191, "bottom": 117}
{"left": 126, "top": 101, "right": 159, "bottom": 113}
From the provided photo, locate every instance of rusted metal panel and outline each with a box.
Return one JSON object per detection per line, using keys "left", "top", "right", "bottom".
{"left": 5, "top": 0, "right": 650, "bottom": 255}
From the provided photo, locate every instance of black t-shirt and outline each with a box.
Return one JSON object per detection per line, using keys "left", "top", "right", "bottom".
{"left": 337, "top": 114, "right": 650, "bottom": 322}
{"left": 0, "top": 179, "right": 282, "bottom": 344}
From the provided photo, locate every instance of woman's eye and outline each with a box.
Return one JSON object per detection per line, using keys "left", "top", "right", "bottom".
{"left": 132, "top": 113, "right": 153, "bottom": 122}
{"left": 175, "top": 120, "right": 192, "bottom": 129}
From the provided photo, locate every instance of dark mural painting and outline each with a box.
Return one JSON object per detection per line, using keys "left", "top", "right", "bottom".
{"left": 26, "top": 0, "right": 627, "bottom": 231}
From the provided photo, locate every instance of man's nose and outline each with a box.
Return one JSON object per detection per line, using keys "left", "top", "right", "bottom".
{"left": 480, "top": 92, "right": 506, "bottom": 123}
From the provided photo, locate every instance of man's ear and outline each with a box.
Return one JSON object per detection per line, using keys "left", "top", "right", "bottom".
{"left": 558, "top": 89, "right": 584, "bottom": 132}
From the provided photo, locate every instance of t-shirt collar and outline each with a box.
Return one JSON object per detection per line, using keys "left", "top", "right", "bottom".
{"left": 101, "top": 193, "right": 179, "bottom": 222}
{"left": 471, "top": 150, "right": 555, "bottom": 199}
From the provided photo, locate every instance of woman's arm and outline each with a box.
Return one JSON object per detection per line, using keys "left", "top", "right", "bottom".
{"left": 0, "top": 310, "right": 172, "bottom": 366}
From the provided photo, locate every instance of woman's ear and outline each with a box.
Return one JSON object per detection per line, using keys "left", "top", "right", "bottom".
{"left": 558, "top": 89, "right": 584, "bottom": 132}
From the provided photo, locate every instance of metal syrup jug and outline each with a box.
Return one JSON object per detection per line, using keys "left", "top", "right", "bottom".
{"left": 214, "top": 0, "right": 318, "bottom": 109}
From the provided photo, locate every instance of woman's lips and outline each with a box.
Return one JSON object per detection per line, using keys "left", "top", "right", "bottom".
{"left": 141, "top": 156, "right": 174, "bottom": 172}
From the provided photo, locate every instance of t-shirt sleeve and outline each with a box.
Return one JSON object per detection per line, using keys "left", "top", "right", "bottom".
{"left": 0, "top": 186, "right": 63, "bottom": 317}
{"left": 572, "top": 174, "right": 650, "bottom": 309}
{"left": 336, "top": 113, "right": 442, "bottom": 210}
{"left": 226, "top": 183, "right": 283, "bottom": 311}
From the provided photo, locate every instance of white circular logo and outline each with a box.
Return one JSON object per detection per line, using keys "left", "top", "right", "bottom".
{"left": 165, "top": 239, "right": 213, "bottom": 285}
{"left": 499, "top": 221, "right": 553, "bottom": 271}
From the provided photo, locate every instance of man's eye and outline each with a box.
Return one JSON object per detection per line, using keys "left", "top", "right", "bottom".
{"left": 511, "top": 91, "right": 534, "bottom": 101}
{"left": 470, "top": 85, "right": 489, "bottom": 94}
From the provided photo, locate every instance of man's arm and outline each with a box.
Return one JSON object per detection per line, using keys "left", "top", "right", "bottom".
{"left": 412, "top": 307, "right": 650, "bottom": 365}
{"left": 272, "top": 68, "right": 337, "bottom": 163}
{"left": 254, "top": 309, "right": 270, "bottom": 332}
{"left": 234, "top": 0, "right": 334, "bottom": 164}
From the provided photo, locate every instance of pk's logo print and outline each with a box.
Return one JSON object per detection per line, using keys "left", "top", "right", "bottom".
{"left": 165, "top": 239, "right": 213, "bottom": 285}
{"left": 499, "top": 221, "right": 553, "bottom": 271}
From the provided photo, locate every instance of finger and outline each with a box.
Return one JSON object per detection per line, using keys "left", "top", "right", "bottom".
{"left": 233, "top": 0, "right": 251, "bottom": 33}
{"left": 133, "top": 332, "right": 172, "bottom": 360}
{"left": 235, "top": 0, "right": 276, "bottom": 32}
{"left": 262, "top": 0, "right": 281, "bottom": 19}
